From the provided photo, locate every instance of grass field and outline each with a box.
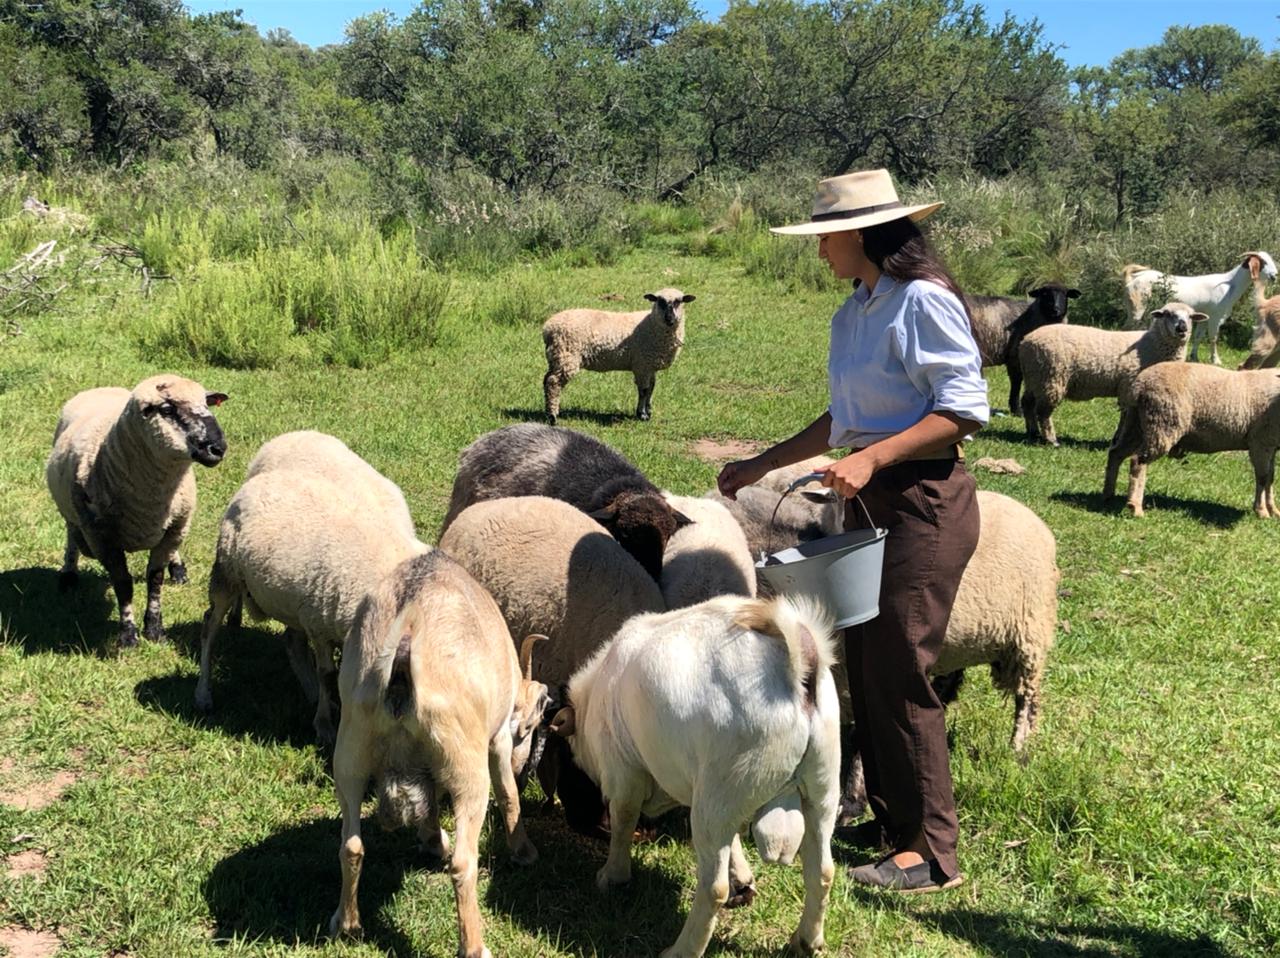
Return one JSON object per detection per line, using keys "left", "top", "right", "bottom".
{"left": 1, "top": 210, "right": 1278, "bottom": 957}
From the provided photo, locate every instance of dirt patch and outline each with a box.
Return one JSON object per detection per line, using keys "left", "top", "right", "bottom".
{"left": 0, "top": 771, "right": 78, "bottom": 812}
{"left": 690, "top": 438, "right": 763, "bottom": 463}
{"left": 0, "top": 926, "right": 60, "bottom": 957}
{"left": 5, "top": 849, "right": 47, "bottom": 880}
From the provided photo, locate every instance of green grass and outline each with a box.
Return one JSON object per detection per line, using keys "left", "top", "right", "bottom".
{"left": 1, "top": 207, "right": 1278, "bottom": 957}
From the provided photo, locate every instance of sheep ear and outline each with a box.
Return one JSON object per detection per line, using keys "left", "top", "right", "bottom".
{"left": 673, "top": 510, "right": 693, "bottom": 529}
{"left": 1029, "top": 286, "right": 1045, "bottom": 297}
{"left": 549, "top": 706, "right": 576, "bottom": 737}
{"left": 587, "top": 506, "right": 618, "bottom": 528}
{"left": 206, "top": 392, "right": 228, "bottom": 407}
{"left": 1151, "top": 308, "right": 1169, "bottom": 320}
{"left": 1191, "top": 312, "right": 1209, "bottom": 324}
{"left": 681, "top": 294, "right": 696, "bottom": 303}
{"left": 1067, "top": 288, "right": 1081, "bottom": 298}
{"left": 643, "top": 293, "right": 658, "bottom": 302}
{"left": 800, "top": 489, "right": 836, "bottom": 504}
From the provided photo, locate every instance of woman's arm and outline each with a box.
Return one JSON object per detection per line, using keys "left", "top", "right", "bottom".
{"left": 816, "top": 410, "right": 979, "bottom": 499}
{"left": 716, "top": 411, "right": 833, "bottom": 499}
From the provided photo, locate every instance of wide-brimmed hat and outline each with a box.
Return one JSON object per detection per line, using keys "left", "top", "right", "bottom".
{"left": 771, "top": 169, "right": 942, "bottom": 236}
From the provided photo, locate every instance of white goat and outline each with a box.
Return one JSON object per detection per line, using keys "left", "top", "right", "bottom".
{"left": 550, "top": 595, "right": 840, "bottom": 958}
{"left": 1123, "top": 251, "right": 1277, "bottom": 365}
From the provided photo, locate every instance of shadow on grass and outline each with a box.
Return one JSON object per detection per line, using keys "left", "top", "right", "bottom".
{"left": 487, "top": 810, "right": 690, "bottom": 956}
{"left": 980, "top": 423, "right": 1112, "bottom": 452}
{"left": 133, "top": 621, "right": 317, "bottom": 749}
{"left": 1050, "top": 491, "right": 1246, "bottom": 529}
{"left": 903, "top": 907, "right": 1234, "bottom": 957}
{"left": 204, "top": 817, "right": 417, "bottom": 956}
{"left": 0, "top": 566, "right": 116, "bottom": 655}
{"left": 501, "top": 406, "right": 633, "bottom": 427}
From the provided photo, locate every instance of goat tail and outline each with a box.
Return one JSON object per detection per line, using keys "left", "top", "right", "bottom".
{"left": 734, "top": 596, "right": 835, "bottom": 707}
{"left": 383, "top": 609, "right": 417, "bottom": 720}
{"left": 1121, "top": 263, "right": 1151, "bottom": 284}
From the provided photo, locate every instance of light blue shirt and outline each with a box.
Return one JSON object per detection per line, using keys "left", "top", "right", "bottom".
{"left": 828, "top": 274, "right": 989, "bottom": 449}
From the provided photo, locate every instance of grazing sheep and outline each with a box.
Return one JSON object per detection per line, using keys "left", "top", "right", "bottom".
{"left": 46, "top": 374, "right": 227, "bottom": 647}
{"left": 1238, "top": 272, "right": 1280, "bottom": 371}
{"left": 196, "top": 469, "right": 428, "bottom": 745}
{"left": 543, "top": 287, "right": 695, "bottom": 423}
{"left": 705, "top": 486, "right": 833, "bottom": 575}
{"left": 438, "top": 495, "right": 665, "bottom": 836}
{"left": 965, "top": 284, "right": 1080, "bottom": 411}
{"left": 246, "top": 430, "right": 415, "bottom": 538}
{"left": 1104, "top": 362, "right": 1280, "bottom": 518}
{"left": 441, "top": 423, "right": 689, "bottom": 581}
{"left": 1019, "top": 302, "right": 1206, "bottom": 446}
{"left": 548, "top": 595, "right": 840, "bottom": 958}
{"left": 660, "top": 493, "right": 755, "bottom": 609}
{"left": 330, "top": 551, "right": 549, "bottom": 958}
{"left": 1122, "top": 252, "right": 1277, "bottom": 365}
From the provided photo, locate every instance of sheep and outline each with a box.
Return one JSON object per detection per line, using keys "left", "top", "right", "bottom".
{"left": 705, "top": 486, "right": 832, "bottom": 576}
{"left": 659, "top": 493, "right": 755, "bottom": 610}
{"left": 547, "top": 595, "right": 840, "bottom": 958}
{"left": 1238, "top": 272, "right": 1280, "bottom": 371}
{"left": 441, "top": 423, "right": 689, "bottom": 582}
{"left": 1019, "top": 301, "right": 1206, "bottom": 446}
{"left": 245, "top": 430, "right": 415, "bottom": 538}
{"left": 438, "top": 495, "right": 665, "bottom": 836}
{"left": 543, "top": 287, "right": 695, "bottom": 423}
{"left": 964, "top": 284, "right": 1080, "bottom": 411}
{"left": 1104, "top": 362, "right": 1280, "bottom": 518}
{"left": 329, "top": 551, "right": 550, "bottom": 958}
{"left": 1122, "top": 252, "right": 1277, "bottom": 365}
{"left": 195, "top": 469, "right": 429, "bottom": 745}
{"left": 45, "top": 374, "right": 228, "bottom": 647}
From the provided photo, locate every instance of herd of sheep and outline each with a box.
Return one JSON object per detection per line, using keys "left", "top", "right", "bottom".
{"left": 36, "top": 247, "right": 1279, "bottom": 957}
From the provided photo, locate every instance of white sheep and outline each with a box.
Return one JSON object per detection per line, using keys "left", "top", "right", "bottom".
{"left": 548, "top": 595, "right": 840, "bottom": 958}
{"left": 246, "top": 430, "right": 416, "bottom": 538}
{"left": 1122, "top": 252, "right": 1276, "bottom": 365}
{"left": 1104, "top": 362, "right": 1280, "bottom": 518}
{"left": 1019, "top": 302, "right": 1206, "bottom": 446}
{"left": 543, "top": 287, "right": 695, "bottom": 423}
{"left": 1238, "top": 272, "right": 1280, "bottom": 371}
{"left": 195, "top": 468, "right": 428, "bottom": 745}
{"left": 660, "top": 493, "right": 756, "bottom": 609}
{"left": 330, "top": 551, "right": 549, "bottom": 958}
{"left": 46, "top": 374, "right": 228, "bottom": 647}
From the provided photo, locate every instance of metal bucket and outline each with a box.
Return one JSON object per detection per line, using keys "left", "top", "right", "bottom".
{"left": 755, "top": 475, "right": 887, "bottom": 629}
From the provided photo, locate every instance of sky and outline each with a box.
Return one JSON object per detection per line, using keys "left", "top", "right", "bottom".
{"left": 185, "top": 0, "right": 1280, "bottom": 67}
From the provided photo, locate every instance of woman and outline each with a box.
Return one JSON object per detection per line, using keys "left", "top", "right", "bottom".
{"left": 717, "top": 169, "right": 987, "bottom": 892}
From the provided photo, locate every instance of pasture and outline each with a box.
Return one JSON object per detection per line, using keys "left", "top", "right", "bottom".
{"left": 1, "top": 207, "right": 1278, "bottom": 957}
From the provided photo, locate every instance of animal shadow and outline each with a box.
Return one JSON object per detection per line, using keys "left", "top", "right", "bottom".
{"left": 487, "top": 811, "right": 687, "bottom": 956}
{"left": 981, "top": 422, "right": 1112, "bottom": 451}
{"left": 203, "top": 817, "right": 416, "bottom": 956}
{"left": 1051, "top": 491, "right": 1246, "bottom": 528}
{"left": 501, "top": 406, "right": 632, "bottom": 427}
{"left": 0, "top": 566, "right": 115, "bottom": 655}
{"left": 133, "top": 622, "right": 317, "bottom": 748}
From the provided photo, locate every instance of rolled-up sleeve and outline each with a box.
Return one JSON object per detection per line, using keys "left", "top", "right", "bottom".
{"left": 898, "top": 283, "right": 989, "bottom": 427}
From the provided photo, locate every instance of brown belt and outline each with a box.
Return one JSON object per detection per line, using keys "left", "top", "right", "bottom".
{"left": 851, "top": 443, "right": 964, "bottom": 463}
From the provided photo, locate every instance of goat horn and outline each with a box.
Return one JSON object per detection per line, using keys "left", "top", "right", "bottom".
{"left": 520, "top": 634, "right": 548, "bottom": 681}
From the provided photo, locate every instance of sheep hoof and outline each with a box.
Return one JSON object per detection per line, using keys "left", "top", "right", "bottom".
{"left": 167, "top": 561, "right": 189, "bottom": 584}
{"left": 546, "top": 414, "right": 558, "bottom": 427}
{"left": 789, "top": 930, "right": 825, "bottom": 955}
{"left": 118, "top": 622, "right": 139, "bottom": 648}
{"left": 57, "top": 569, "right": 78, "bottom": 593}
{"left": 637, "top": 410, "right": 651, "bottom": 421}
{"left": 725, "top": 879, "right": 757, "bottom": 909}
{"left": 143, "top": 617, "right": 167, "bottom": 643}
{"left": 194, "top": 690, "right": 214, "bottom": 715}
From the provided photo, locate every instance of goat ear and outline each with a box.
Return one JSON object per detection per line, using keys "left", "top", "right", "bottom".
{"left": 586, "top": 506, "right": 617, "bottom": 528}
{"left": 643, "top": 293, "right": 658, "bottom": 303}
{"left": 1191, "top": 312, "right": 1209, "bottom": 324}
{"left": 549, "top": 706, "right": 576, "bottom": 737}
{"left": 672, "top": 510, "right": 693, "bottom": 529}
{"left": 1067, "top": 288, "right": 1081, "bottom": 298}
{"left": 206, "top": 392, "right": 228, "bottom": 407}
{"left": 681, "top": 294, "right": 696, "bottom": 303}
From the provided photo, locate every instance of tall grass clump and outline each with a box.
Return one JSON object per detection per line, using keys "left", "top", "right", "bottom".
{"left": 139, "top": 226, "right": 450, "bottom": 368}
{"left": 469, "top": 267, "right": 558, "bottom": 327}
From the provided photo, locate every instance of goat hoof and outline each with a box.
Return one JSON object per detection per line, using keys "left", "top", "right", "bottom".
{"left": 167, "top": 561, "right": 189, "bottom": 584}
{"left": 328, "top": 911, "right": 362, "bottom": 940}
{"left": 725, "top": 879, "right": 757, "bottom": 909}
{"left": 595, "top": 866, "right": 630, "bottom": 892}
{"left": 789, "top": 930, "right": 825, "bottom": 955}
{"left": 194, "top": 690, "right": 213, "bottom": 715}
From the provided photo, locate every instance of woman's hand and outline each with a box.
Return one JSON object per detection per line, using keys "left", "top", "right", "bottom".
{"left": 816, "top": 451, "right": 876, "bottom": 500}
{"left": 717, "top": 457, "right": 768, "bottom": 500}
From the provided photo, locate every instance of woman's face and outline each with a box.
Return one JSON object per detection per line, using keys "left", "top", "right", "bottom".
{"left": 818, "top": 230, "right": 864, "bottom": 280}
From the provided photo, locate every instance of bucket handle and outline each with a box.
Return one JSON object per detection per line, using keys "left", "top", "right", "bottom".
{"left": 761, "top": 471, "right": 874, "bottom": 562}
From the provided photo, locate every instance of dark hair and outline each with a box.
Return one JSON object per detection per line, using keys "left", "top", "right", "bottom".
{"left": 859, "top": 216, "right": 968, "bottom": 310}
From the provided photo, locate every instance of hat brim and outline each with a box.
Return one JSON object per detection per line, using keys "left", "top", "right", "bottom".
{"left": 769, "top": 201, "right": 943, "bottom": 236}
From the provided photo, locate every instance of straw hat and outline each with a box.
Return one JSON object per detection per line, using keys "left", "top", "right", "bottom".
{"left": 771, "top": 169, "right": 942, "bottom": 236}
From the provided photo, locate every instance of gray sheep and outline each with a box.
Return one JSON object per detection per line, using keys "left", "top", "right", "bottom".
{"left": 441, "top": 423, "right": 689, "bottom": 581}
{"left": 46, "top": 374, "right": 227, "bottom": 647}
{"left": 964, "top": 284, "right": 1079, "bottom": 412}
{"left": 543, "top": 287, "right": 694, "bottom": 423}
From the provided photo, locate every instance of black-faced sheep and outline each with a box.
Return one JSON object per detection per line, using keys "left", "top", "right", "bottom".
{"left": 45, "top": 374, "right": 227, "bottom": 647}
{"left": 440, "top": 423, "right": 689, "bottom": 581}
{"left": 964, "top": 284, "right": 1079, "bottom": 411}
{"left": 543, "top": 287, "right": 695, "bottom": 423}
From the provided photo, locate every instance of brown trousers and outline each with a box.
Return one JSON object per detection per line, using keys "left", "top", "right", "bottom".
{"left": 844, "top": 458, "right": 979, "bottom": 879}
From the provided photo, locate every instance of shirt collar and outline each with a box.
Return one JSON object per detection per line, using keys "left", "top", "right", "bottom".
{"left": 852, "top": 272, "right": 898, "bottom": 305}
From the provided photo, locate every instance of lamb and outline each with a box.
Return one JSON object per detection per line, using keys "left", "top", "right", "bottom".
{"left": 329, "top": 551, "right": 549, "bottom": 958}
{"left": 245, "top": 430, "right": 415, "bottom": 538}
{"left": 1019, "top": 301, "right": 1206, "bottom": 446}
{"left": 660, "top": 493, "right": 755, "bottom": 609}
{"left": 195, "top": 467, "right": 429, "bottom": 745}
{"left": 543, "top": 287, "right": 695, "bottom": 423}
{"left": 548, "top": 595, "right": 840, "bottom": 958}
{"left": 1104, "top": 362, "right": 1280, "bottom": 518}
{"left": 441, "top": 423, "right": 689, "bottom": 581}
{"left": 1122, "top": 252, "right": 1276, "bottom": 365}
{"left": 1238, "top": 273, "right": 1280, "bottom": 371}
{"left": 45, "top": 374, "right": 227, "bottom": 647}
{"left": 965, "top": 284, "right": 1080, "bottom": 411}
{"left": 438, "top": 495, "right": 665, "bottom": 835}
